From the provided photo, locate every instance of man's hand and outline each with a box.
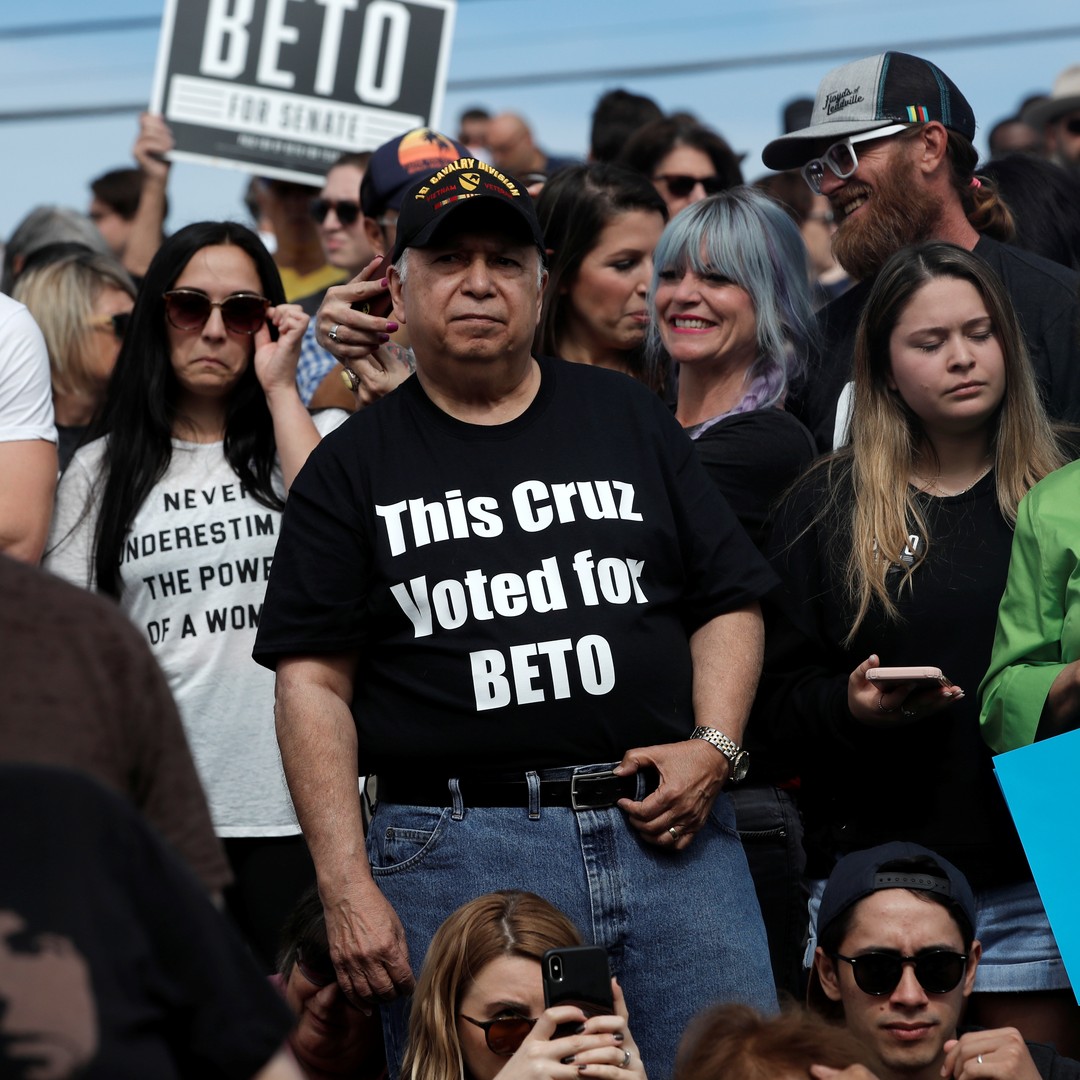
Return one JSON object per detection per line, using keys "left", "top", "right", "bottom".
{"left": 323, "top": 876, "right": 415, "bottom": 1005}
{"left": 941, "top": 1029, "right": 1042, "bottom": 1080}
{"left": 615, "top": 739, "right": 726, "bottom": 851}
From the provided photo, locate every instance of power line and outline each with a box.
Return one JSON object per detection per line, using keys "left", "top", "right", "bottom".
{"left": 0, "top": 17, "right": 161, "bottom": 40}
{"left": 1, "top": 21, "right": 1077, "bottom": 124}
{"left": 0, "top": 0, "right": 506, "bottom": 40}
{"left": 447, "top": 23, "right": 1080, "bottom": 90}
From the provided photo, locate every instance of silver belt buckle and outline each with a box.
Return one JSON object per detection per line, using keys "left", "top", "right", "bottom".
{"left": 570, "top": 770, "right": 617, "bottom": 811}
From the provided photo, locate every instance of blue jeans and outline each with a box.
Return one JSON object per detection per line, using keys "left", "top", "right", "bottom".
{"left": 367, "top": 763, "right": 777, "bottom": 1080}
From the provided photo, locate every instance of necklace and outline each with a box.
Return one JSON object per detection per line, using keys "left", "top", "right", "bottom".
{"left": 911, "top": 460, "right": 993, "bottom": 498}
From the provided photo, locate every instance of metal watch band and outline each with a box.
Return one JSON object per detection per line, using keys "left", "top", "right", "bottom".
{"left": 690, "top": 725, "right": 743, "bottom": 761}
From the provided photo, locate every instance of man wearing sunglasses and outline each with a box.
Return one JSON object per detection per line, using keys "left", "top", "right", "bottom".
{"left": 809, "top": 842, "right": 1080, "bottom": 1080}
{"left": 762, "top": 51, "right": 1080, "bottom": 453}
{"left": 294, "top": 152, "right": 379, "bottom": 411}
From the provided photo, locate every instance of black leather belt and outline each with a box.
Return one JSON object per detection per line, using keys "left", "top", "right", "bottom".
{"left": 377, "top": 768, "right": 657, "bottom": 810}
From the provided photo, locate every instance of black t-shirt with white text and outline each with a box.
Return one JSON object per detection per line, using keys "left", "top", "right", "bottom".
{"left": 254, "top": 357, "right": 776, "bottom": 776}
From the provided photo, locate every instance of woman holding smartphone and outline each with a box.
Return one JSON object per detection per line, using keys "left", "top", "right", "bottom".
{"left": 403, "top": 891, "right": 646, "bottom": 1080}
{"left": 45, "top": 221, "right": 346, "bottom": 966}
{"left": 759, "top": 241, "right": 1074, "bottom": 1045}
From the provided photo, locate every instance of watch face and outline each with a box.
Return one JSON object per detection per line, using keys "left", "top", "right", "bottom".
{"left": 732, "top": 752, "right": 750, "bottom": 782}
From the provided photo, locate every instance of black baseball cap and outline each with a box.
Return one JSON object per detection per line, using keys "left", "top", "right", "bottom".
{"left": 763, "top": 52, "right": 976, "bottom": 170}
{"left": 389, "top": 158, "right": 546, "bottom": 264}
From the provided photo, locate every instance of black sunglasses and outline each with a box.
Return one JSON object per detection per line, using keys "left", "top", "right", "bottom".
{"left": 461, "top": 1014, "right": 537, "bottom": 1056}
{"left": 89, "top": 311, "right": 132, "bottom": 340}
{"left": 832, "top": 949, "right": 968, "bottom": 996}
{"left": 163, "top": 290, "right": 269, "bottom": 335}
{"left": 311, "top": 198, "right": 361, "bottom": 226}
{"left": 296, "top": 946, "right": 336, "bottom": 988}
{"left": 1065, "top": 117, "right": 1080, "bottom": 136}
{"left": 652, "top": 173, "right": 726, "bottom": 199}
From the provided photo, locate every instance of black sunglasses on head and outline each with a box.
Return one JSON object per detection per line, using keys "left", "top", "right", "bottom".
{"left": 652, "top": 174, "right": 726, "bottom": 199}
{"left": 311, "top": 197, "right": 362, "bottom": 226}
{"left": 162, "top": 290, "right": 269, "bottom": 335}
{"left": 460, "top": 1014, "right": 537, "bottom": 1056}
{"left": 831, "top": 949, "right": 968, "bottom": 996}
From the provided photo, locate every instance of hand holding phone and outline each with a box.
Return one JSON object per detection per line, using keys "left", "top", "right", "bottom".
{"left": 542, "top": 946, "right": 614, "bottom": 1039}
{"left": 350, "top": 256, "right": 393, "bottom": 319}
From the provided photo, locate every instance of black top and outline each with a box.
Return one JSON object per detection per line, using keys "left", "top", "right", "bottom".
{"left": 756, "top": 459, "right": 1029, "bottom": 887}
{"left": 690, "top": 407, "right": 816, "bottom": 552}
{"left": 793, "top": 235, "right": 1080, "bottom": 452}
{"left": 254, "top": 356, "right": 777, "bottom": 775}
{"left": 0, "top": 765, "right": 293, "bottom": 1078}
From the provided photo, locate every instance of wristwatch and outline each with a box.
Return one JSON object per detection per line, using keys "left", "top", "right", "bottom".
{"left": 690, "top": 726, "right": 750, "bottom": 782}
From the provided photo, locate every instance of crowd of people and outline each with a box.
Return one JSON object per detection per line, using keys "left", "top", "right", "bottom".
{"left": 3, "top": 46, "right": 1080, "bottom": 1080}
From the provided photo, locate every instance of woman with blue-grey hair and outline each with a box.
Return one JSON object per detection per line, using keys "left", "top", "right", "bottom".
{"left": 649, "top": 186, "right": 819, "bottom": 1001}
{"left": 649, "top": 185, "right": 818, "bottom": 549}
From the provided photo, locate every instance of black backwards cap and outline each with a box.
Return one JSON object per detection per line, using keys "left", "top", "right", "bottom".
{"left": 806, "top": 841, "right": 977, "bottom": 1011}
{"left": 763, "top": 52, "right": 976, "bottom": 170}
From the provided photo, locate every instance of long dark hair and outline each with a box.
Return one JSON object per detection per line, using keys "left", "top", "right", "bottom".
{"left": 534, "top": 163, "right": 667, "bottom": 388}
{"left": 89, "top": 221, "right": 287, "bottom": 597}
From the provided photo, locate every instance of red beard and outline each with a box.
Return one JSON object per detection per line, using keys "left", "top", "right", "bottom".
{"left": 831, "top": 159, "right": 941, "bottom": 281}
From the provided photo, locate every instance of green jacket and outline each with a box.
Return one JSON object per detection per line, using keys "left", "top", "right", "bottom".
{"left": 980, "top": 459, "right": 1080, "bottom": 752}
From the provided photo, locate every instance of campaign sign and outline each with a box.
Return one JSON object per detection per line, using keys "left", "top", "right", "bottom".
{"left": 150, "top": 0, "right": 456, "bottom": 183}
{"left": 994, "top": 728, "right": 1080, "bottom": 1004}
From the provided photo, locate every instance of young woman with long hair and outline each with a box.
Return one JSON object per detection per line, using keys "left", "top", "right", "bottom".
{"left": 402, "top": 891, "right": 646, "bottom": 1080}
{"left": 45, "top": 220, "right": 346, "bottom": 966}
{"left": 759, "top": 240, "right": 1073, "bottom": 1047}
{"left": 533, "top": 163, "right": 667, "bottom": 392}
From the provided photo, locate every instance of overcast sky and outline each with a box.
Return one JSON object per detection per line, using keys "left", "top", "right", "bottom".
{"left": 2, "top": 0, "right": 1078, "bottom": 241}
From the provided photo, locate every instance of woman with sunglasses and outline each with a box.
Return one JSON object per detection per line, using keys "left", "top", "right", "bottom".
{"left": 618, "top": 117, "right": 742, "bottom": 219}
{"left": 275, "top": 885, "right": 386, "bottom": 1079}
{"left": 402, "top": 891, "right": 647, "bottom": 1080}
{"left": 533, "top": 163, "right": 668, "bottom": 393}
{"left": 14, "top": 247, "right": 135, "bottom": 471}
{"left": 45, "top": 221, "right": 347, "bottom": 966}
{"left": 759, "top": 241, "right": 1074, "bottom": 1045}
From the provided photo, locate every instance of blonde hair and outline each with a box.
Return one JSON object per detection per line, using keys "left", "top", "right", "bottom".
{"left": 833, "top": 241, "right": 1064, "bottom": 643}
{"left": 14, "top": 249, "right": 134, "bottom": 398}
{"left": 402, "top": 891, "right": 582, "bottom": 1080}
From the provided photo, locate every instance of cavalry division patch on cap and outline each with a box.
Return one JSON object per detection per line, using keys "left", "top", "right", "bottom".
{"left": 390, "top": 157, "right": 545, "bottom": 262}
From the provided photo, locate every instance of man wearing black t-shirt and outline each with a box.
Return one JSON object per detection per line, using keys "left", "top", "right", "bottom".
{"left": 254, "top": 160, "right": 778, "bottom": 1078}
{"left": 762, "top": 51, "right": 1080, "bottom": 452}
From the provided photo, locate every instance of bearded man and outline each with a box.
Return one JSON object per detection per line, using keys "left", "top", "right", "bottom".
{"left": 762, "top": 52, "right": 1080, "bottom": 451}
